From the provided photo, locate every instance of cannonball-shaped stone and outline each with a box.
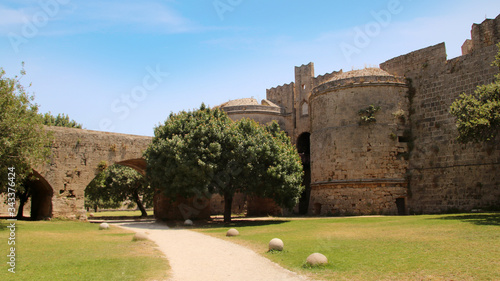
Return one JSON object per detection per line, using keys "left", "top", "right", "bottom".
{"left": 88, "top": 213, "right": 95, "bottom": 218}
{"left": 269, "top": 238, "right": 284, "bottom": 251}
{"left": 226, "top": 228, "right": 239, "bottom": 237}
{"left": 132, "top": 232, "right": 149, "bottom": 241}
{"left": 306, "top": 253, "right": 328, "bottom": 266}
{"left": 99, "top": 222, "right": 110, "bottom": 230}
{"left": 184, "top": 219, "right": 193, "bottom": 226}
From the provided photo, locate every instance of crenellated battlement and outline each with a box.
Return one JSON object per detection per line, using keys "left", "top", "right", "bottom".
{"left": 313, "top": 70, "right": 343, "bottom": 88}
{"left": 267, "top": 81, "right": 294, "bottom": 92}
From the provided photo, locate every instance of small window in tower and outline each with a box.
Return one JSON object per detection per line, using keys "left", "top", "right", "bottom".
{"left": 302, "top": 84, "right": 306, "bottom": 90}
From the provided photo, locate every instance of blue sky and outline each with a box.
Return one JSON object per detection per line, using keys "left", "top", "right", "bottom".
{"left": 1, "top": 0, "right": 500, "bottom": 136}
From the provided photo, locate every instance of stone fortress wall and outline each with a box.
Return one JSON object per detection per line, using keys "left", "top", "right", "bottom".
{"left": 221, "top": 15, "right": 500, "bottom": 215}
{"left": 3, "top": 15, "right": 499, "bottom": 220}
{"left": 380, "top": 14, "right": 500, "bottom": 214}
{"left": 0, "top": 126, "right": 152, "bottom": 219}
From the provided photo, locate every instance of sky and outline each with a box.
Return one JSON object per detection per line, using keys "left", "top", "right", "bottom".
{"left": 1, "top": 0, "right": 500, "bottom": 136}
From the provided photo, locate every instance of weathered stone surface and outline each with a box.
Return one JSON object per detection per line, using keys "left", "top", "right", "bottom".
{"left": 184, "top": 219, "right": 193, "bottom": 226}
{"left": 99, "top": 222, "right": 110, "bottom": 230}
{"left": 306, "top": 253, "right": 328, "bottom": 266}
{"left": 269, "top": 238, "right": 284, "bottom": 251}
{"left": 132, "top": 232, "right": 149, "bottom": 241}
{"left": 226, "top": 228, "right": 239, "bottom": 237}
{"left": 219, "top": 15, "right": 500, "bottom": 217}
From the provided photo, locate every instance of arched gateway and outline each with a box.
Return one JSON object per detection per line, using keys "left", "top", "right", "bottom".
{"left": 12, "top": 126, "right": 152, "bottom": 219}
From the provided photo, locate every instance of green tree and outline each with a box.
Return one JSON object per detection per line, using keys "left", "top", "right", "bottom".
{"left": 450, "top": 43, "right": 500, "bottom": 143}
{"left": 41, "top": 112, "right": 82, "bottom": 128}
{"left": 85, "top": 161, "right": 122, "bottom": 212}
{"left": 145, "top": 104, "right": 303, "bottom": 222}
{"left": 85, "top": 162, "right": 153, "bottom": 217}
{"left": 0, "top": 67, "right": 52, "bottom": 218}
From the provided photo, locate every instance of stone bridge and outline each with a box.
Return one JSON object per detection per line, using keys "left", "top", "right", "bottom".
{"left": 27, "top": 126, "right": 152, "bottom": 219}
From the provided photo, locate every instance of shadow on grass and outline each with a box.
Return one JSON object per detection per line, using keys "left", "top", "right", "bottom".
{"left": 115, "top": 218, "right": 290, "bottom": 231}
{"left": 198, "top": 219, "right": 290, "bottom": 229}
{"left": 436, "top": 213, "right": 500, "bottom": 226}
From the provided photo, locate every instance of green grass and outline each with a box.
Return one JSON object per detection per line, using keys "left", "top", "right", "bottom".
{"left": 194, "top": 214, "right": 500, "bottom": 280}
{"left": 90, "top": 210, "right": 154, "bottom": 218}
{"left": 0, "top": 220, "right": 169, "bottom": 280}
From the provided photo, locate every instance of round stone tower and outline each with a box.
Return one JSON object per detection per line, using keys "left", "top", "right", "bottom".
{"left": 219, "top": 98, "right": 286, "bottom": 128}
{"left": 308, "top": 68, "right": 410, "bottom": 215}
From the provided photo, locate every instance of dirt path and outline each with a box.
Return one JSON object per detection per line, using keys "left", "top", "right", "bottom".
{"left": 116, "top": 221, "right": 309, "bottom": 281}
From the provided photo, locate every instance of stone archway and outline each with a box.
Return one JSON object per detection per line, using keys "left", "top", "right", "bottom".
{"left": 115, "top": 158, "right": 147, "bottom": 175}
{"left": 297, "top": 132, "right": 311, "bottom": 215}
{"left": 29, "top": 170, "right": 54, "bottom": 220}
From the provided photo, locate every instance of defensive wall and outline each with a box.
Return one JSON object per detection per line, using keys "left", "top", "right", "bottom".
{"left": 380, "top": 14, "right": 500, "bottom": 213}
{"left": 222, "top": 15, "right": 500, "bottom": 215}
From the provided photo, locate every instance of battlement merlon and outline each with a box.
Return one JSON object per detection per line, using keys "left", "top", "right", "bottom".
{"left": 467, "top": 14, "right": 500, "bottom": 54}
{"left": 380, "top": 43, "right": 447, "bottom": 77}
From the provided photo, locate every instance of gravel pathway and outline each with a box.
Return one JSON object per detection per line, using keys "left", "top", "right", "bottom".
{"left": 116, "top": 221, "right": 309, "bottom": 281}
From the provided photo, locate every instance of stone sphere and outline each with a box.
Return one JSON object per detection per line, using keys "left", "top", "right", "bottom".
{"left": 226, "top": 228, "right": 239, "bottom": 237}
{"left": 269, "top": 238, "right": 284, "bottom": 251}
{"left": 306, "top": 253, "right": 328, "bottom": 266}
{"left": 184, "top": 219, "right": 193, "bottom": 226}
{"left": 132, "top": 232, "right": 149, "bottom": 241}
{"left": 99, "top": 222, "right": 110, "bottom": 230}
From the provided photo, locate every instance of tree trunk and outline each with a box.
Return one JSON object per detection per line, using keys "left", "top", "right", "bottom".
{"left": 133, "top": 191, "right": 148, "bottom": 218}
{"left": 223, "top": 192, "right": 233, "bottom": 223}
{"left": 16, "top": 189, "right": 30, "bottom": 220}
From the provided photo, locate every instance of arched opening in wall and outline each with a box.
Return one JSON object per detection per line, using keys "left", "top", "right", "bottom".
{"left": 26, "top": 170, "right": 53, "bottom": 220}
{"left": 115, "top": 158, "right": 146, "bottom": 175}
{"left": 84, "top": 160, "right": 152, "bottom": 218}
{"left": 297, "top": 132, "right": 311, "bottom": 215}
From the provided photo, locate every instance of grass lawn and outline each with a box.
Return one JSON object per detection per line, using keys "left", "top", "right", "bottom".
{"left": 0, "top": 220, "right": 169, "bottom": 280}
{"left": 194, "top": 214, "right": 500, "bottom": 281}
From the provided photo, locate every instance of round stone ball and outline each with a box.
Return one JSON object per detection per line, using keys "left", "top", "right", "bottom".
{"left": 99, "top": 222, "right": 110, "bottom": 230}
{"left": 269, "top": 238, "right": 284, "bottom": 251}
{"left": 184, "top": 219, "right": 193, "bottom": 226}
{"left": 226, "top": 228, "right": 239, "bottom": 237}
{"left": 306, "top": 253, "right": 328, "bottom": 266}
{"left": 132, "top": 232, "right": 149, "bottom": 241}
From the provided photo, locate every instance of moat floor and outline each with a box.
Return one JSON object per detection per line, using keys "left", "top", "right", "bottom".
{"left": 116, "top": 221, "right": 308, "bottom": 281}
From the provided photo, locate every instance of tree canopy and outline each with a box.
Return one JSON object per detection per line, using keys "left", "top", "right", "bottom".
{"left": 85, "top": 162, "right": 153, "bottom": 217}
{"left": 145, "top": 104, "right": 303, "bottom": 222}
{"left": 0, "top": 67, "right": 51, "bottom": 196}
{"left": 41, "top": 112, "right": 82, "bottom": 128}
{"left": 450, "top": 43, "right": 500, "bottom": 143}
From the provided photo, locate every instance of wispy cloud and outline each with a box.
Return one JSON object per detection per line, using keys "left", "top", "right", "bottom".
{"left": 78, "top": 1, "right": 196, "bottom": 33}
{"left": 0, "top": 0, "right": 201, "bottom": 36}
